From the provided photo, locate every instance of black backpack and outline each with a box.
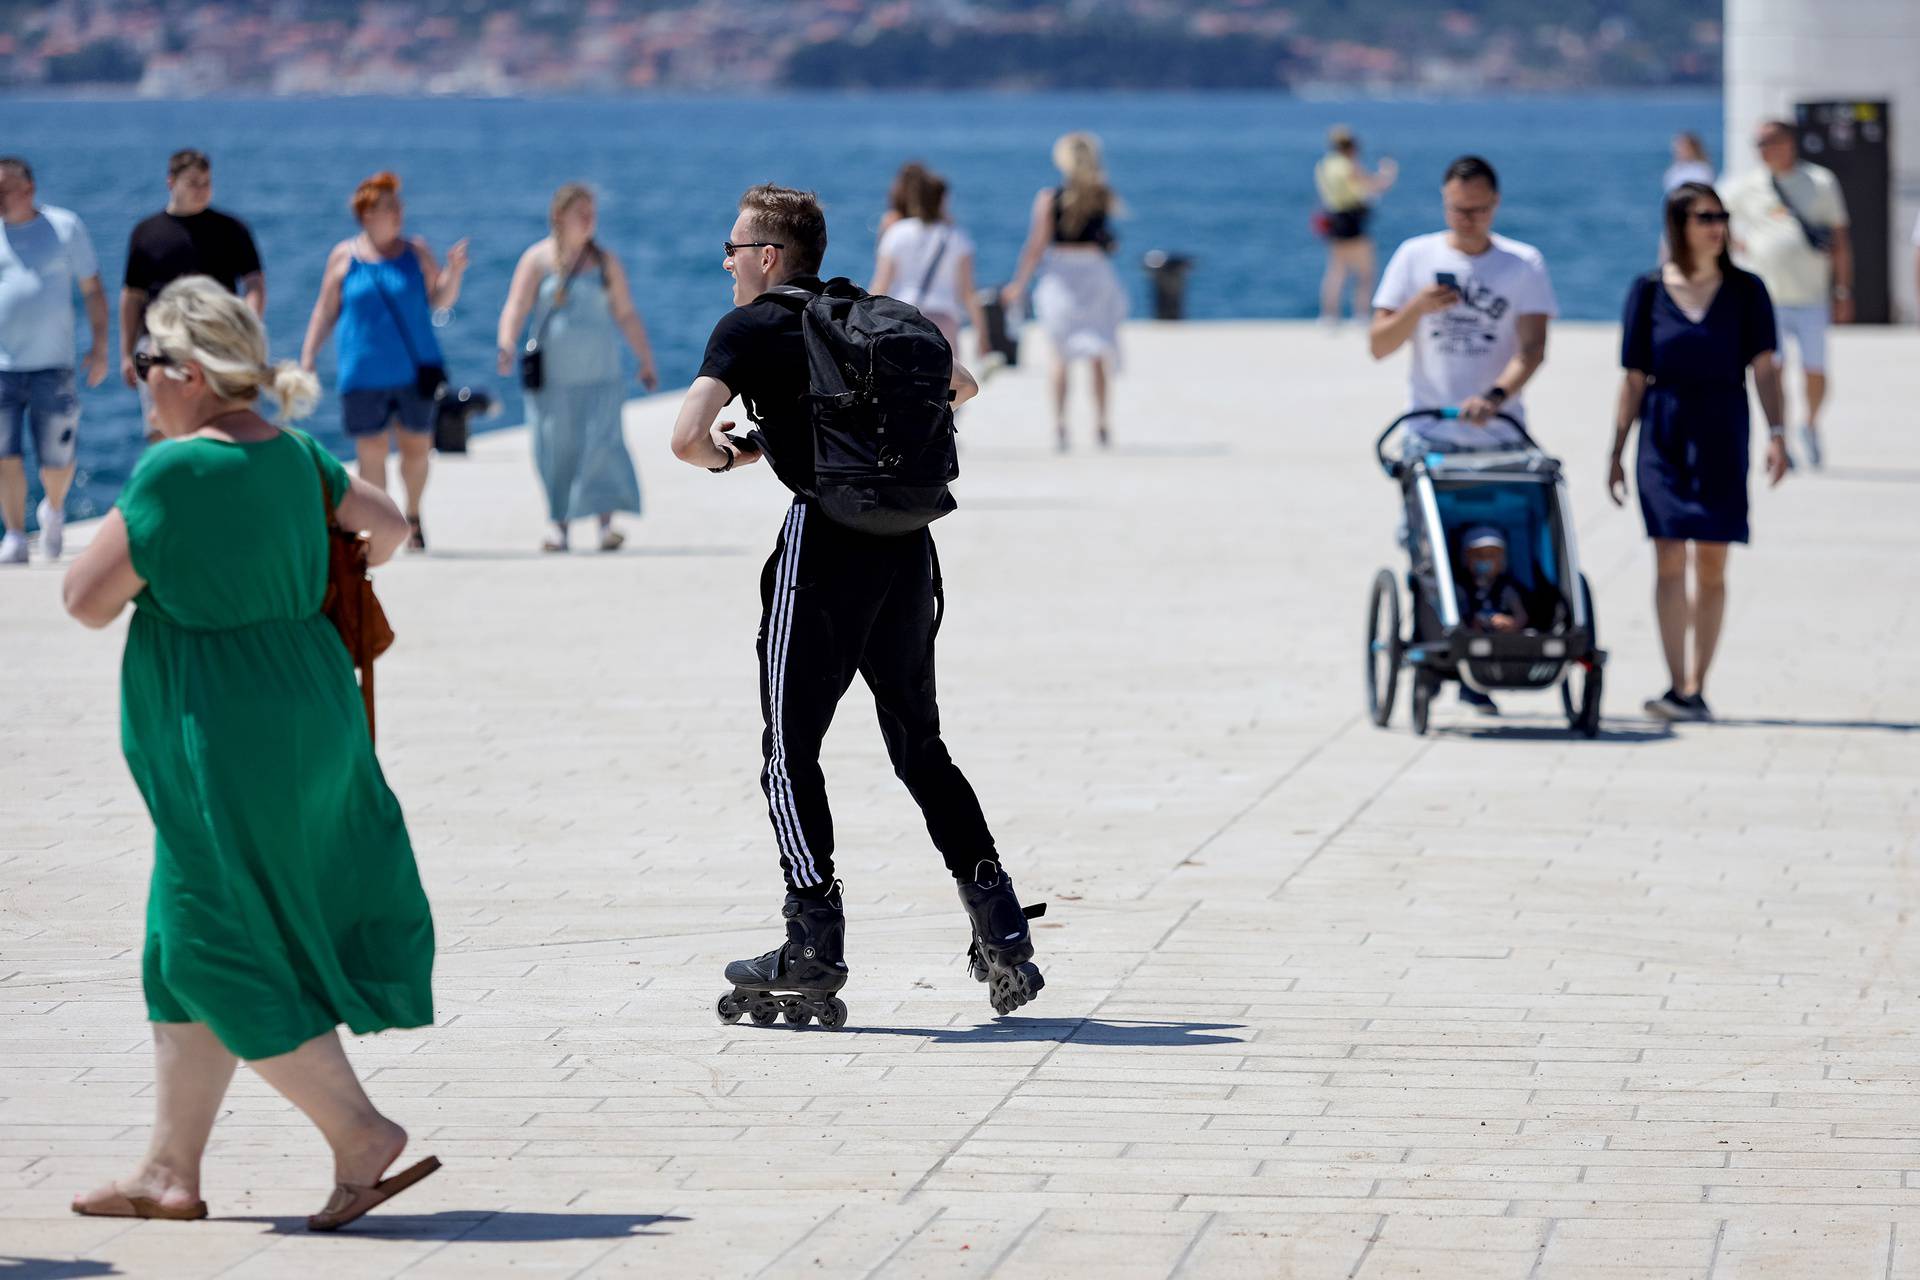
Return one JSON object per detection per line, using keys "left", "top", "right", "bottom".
{"left": 762, "top": 278, "right": 959, "bottom": 536}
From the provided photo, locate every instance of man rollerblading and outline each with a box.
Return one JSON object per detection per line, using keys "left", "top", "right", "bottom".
{"left": 673, "top": 184, "right": 1043, "bottom": 1028}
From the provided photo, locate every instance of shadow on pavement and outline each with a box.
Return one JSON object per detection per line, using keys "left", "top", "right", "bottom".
{"left": 847, "top": 1018, "right": 1246, "bottom": 1047}
{"left": 1, "top": 1260, "right": 119, "bottom": 1280}
{"left": 226, "top": 1211, "right": 689, "bottom": 1240}
{"left": 1442, "top": 723, "right": 1675, "bottom": 743}
{"left": 1703, "top": 717, "right": 1919, "bottom": 734}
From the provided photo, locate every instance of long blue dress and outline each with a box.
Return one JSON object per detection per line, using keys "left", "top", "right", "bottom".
{"left": 524, "top": 266, "right": 641, "bottom": 523}
{"left": 1620, "top": 268, "right": 1775, "bottom": 545}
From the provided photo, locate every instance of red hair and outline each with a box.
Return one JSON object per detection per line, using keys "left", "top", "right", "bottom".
{"left": 351, "top": 171, "right": 401, "bottom": 223}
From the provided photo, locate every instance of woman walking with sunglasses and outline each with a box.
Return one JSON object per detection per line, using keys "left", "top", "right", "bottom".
{"left": 1610, "top": 182, "right": 1789, "bottom": 722}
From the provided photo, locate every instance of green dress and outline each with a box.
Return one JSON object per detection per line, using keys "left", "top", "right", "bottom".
{"left": 114, "top": 429, "right": 434, "bottom": 1061}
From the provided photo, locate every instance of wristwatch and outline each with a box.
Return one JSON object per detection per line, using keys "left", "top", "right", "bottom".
{"left": 1484, "top": 386, "right": 1508, "bottom": 406}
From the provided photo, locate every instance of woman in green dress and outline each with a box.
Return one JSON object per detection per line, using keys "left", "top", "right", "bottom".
{"left": 62, "top": 276, "right": 440, "bottom": 1231}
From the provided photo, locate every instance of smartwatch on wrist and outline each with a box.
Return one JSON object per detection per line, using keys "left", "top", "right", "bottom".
{"left": 1485, "top": 386, "right": 1508, "bottom": 406}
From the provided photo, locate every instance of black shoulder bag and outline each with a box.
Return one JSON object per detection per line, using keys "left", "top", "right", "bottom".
{"left": 519, "top": 249, "right": 593, "bottom": 392}
{"left": 1770, "top": 173, "right": 1835, "bottom": 253}
{"left": 369, "top": 261, "right": 448, "bottom": 400}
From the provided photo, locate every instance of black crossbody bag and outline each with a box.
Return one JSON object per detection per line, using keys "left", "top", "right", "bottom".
{"left": 369, "top": 266, "right": 447, "bottom": 400}
{"left": 520, "top": 249, "right": 594, "bottom": 392}
{"left": 1771, "top": 173, "right": 1835, "bottom": 253}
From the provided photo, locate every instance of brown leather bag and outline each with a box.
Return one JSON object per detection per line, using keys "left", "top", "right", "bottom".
{"left": 307, "top": 442, "right": 395, "bottom": 742}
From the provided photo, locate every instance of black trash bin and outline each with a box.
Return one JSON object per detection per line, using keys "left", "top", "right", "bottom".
{"left": 1142, "top": 251, "right": 1194, "bottom": 321}
{"left": 432, "top": 385, "right": 496, "bottom": 455}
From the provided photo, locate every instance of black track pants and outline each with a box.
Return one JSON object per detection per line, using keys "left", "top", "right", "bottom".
{"left": 756, "top": 501, "right": 997, "bottom": 895}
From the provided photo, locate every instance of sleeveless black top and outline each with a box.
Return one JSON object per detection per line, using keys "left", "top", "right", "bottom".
{"left": 1051, "top": 187, "right": 1114, "bottom": 248}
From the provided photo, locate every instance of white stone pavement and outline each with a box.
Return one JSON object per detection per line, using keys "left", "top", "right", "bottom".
{"left": 2, "top": 320, "right": 1918, "bottom": 1280}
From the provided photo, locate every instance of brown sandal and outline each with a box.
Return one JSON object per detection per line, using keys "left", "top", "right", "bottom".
{"left": 72, "top": 1190, "right": 208, "bottom": 1220}
{"left": 307, "top": 1155, "right": 440, "bottom": 1232}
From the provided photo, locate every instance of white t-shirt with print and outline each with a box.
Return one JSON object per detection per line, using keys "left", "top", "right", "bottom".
{"left": 877, "top": 218, "right": 973, "bottom": 322}
{"left": 1722, "top": 162, "right": 1848, "bottom": 308}
{"left": 1373, "top": 231, "right": 1558, "bottom": 446}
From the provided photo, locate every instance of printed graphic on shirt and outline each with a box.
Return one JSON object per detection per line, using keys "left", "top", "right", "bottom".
{"left": 1426, "top": 277, "right": 1511, "bottom": 358}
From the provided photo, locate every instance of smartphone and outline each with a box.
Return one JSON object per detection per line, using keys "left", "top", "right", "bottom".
{"left": 1435, "top": 271, "right": 1460, "bottom": 291}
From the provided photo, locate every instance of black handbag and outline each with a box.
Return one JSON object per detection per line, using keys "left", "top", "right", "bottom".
{"left": 369, "top": 268, "right": 449, "bottom": 401}
{"left": 519, "top": 249, "right": 593, "bottom": 392}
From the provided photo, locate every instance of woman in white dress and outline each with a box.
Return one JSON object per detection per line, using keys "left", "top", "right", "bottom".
{"left": 871, "top": 169, "right": 987, "bottom": 353}
{"left": 1004, "top": 132, "right": 1128, "bottom": 451}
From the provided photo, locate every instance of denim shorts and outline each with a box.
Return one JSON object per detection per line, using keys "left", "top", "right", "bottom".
{"left": 343, "top": 384, "right": 435, "bottom": 438}
{"left": 0, "top": 368, "right": 81, "bottom": 469}
{"left": 1773, "top": 304, "right": 1829, "bottom": 374}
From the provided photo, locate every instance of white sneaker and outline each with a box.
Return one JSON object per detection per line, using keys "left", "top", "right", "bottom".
{"left": 35, "top": 498, "right": 64, "bottom": 560}
{"left": 0, "top": 531, "right": 27, "bottom": 564}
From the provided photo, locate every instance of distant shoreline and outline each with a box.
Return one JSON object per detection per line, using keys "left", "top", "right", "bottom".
{"left": 0, "top": 86, "right": 1725, "bottom": 104}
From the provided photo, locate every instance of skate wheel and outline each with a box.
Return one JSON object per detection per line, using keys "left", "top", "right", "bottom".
{"left": 783, "top": 1005, "right": 811, "bottom": 1026}
{"left": 749, "top": 1005, "right": 778, "bottom": 1026}
{"left": 817, "top": 997, "right": 847, "bottom": 1030}
{"left": 715, "top": 993, "right": 743, "bottom": 1025}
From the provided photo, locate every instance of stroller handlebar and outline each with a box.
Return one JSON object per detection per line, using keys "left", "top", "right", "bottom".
{"left": 1374, "top": 407, "right": 1536, "bottom": 475}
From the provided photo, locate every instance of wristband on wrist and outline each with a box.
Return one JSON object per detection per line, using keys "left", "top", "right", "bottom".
{"left": 1767, "top": 424, "right": 1786, "bottom": 439}
{"left": 708, "top": 447, "right": 736, "bottom": 474}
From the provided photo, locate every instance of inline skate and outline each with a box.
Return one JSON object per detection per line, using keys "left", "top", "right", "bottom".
{"left": 958, "top": 862, "right": 1046, "bottom": 1014}
{"left": 717, "top": 884, "right": 849, "bottom": 1029}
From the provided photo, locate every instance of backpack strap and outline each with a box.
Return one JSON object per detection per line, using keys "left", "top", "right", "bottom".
{"left": 762, "top": 284, "right": 816, "bottom": 307}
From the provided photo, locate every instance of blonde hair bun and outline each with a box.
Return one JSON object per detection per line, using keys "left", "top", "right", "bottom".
{"left": 146, "top": 276, "right": 315, "bottom": 423}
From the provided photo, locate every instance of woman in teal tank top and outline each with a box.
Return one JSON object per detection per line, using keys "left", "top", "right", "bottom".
{"left": 64, "top": 277, "right": 440, "bottom": 1231}
{"left": 496, "top": 184, "right": 659, "bottom": 552}
{"left": 300, "top": 171, "right": 469, "bottom": 553}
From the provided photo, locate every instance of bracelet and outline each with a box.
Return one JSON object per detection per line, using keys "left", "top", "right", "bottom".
{"left": 1832, "top": 286, "right": 1853, "bottom": 300}
{"left": 1767, "top": 424, "right": 1786, "bottom": 439}
{"left": 707, "top": 447, "right": 736, "bottom": 474}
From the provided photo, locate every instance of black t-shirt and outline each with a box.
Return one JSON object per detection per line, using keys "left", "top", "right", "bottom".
{"left": 696, "top": 276, "right": 820, "bottom": 496}
{"left": 123, "top": 209, "right": 262, "bottom": 296}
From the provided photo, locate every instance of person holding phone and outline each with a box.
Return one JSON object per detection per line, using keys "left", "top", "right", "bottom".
{"left": 1369, "top": 155, "right": 1557, "bottom": 453}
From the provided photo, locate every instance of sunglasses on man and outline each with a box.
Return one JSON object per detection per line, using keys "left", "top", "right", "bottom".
{"left": 724, "top": 241, "right": 784, "bottom": 258}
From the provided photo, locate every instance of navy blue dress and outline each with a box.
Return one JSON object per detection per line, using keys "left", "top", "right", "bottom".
{"left": 1620, "top": 268, "right": 1775, "bottom": 544}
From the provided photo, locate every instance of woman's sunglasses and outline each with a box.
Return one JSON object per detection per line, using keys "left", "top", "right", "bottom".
{"left": 1689, "top": 210, "right": 1731, "bottom": 225}
{"left": 132, "top": 350, "right": 177, "bottom": 379}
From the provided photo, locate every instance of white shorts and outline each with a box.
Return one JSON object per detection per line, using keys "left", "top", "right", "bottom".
{"left": 1773, "top": 304, "right": 1829, "bottom": 374}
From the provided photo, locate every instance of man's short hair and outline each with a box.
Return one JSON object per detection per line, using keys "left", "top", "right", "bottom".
{"left": 169, "top": 148, "right": 211, "bottom": 179}
{"left": 0, "top": 156, "right": 31, "bottom": 185}
{"left": 1758, "top": 119, "right": 1797, "bottom": 144}
{"left": 739, "top": 183, "right": 827, "bottom": 277}
{"left": 1442, "top": 155, "right": 1499, "bottom": 192}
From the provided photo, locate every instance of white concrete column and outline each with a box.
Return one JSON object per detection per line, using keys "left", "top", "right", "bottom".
{"left": 1725, "top": 0, "right": 1920, "bottom": 321}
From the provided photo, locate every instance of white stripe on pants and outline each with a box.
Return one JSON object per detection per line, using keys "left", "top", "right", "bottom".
{"left": 766, "top": 504, "right": 821, "bottom": 887}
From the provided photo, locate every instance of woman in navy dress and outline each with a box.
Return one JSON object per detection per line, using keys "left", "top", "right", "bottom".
{"left": 1610, "top": 182, "right": 1788, "bottom": 722}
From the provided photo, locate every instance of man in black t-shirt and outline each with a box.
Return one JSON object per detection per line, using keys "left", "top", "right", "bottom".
{"left": 671, "top": 183, "right": 1045, "bottom": 1024}
{"left": 119, "top": 149, "right": 264, "bottom": 390}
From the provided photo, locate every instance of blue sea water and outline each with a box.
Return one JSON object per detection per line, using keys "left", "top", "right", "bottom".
{"left": 1, "top": 91, "right": 1718, "bottom": 519}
